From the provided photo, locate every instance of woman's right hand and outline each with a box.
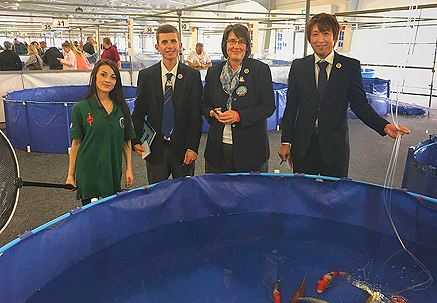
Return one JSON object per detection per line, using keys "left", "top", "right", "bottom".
{"left": 66, "top": 175, "right": 77, "bottom": 192}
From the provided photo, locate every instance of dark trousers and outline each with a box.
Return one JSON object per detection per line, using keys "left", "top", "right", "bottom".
{"left": 292, "top": 133, "right": 348, "bottom": 178}
{"left": 146, "top": 140, "right": 195, "bottom": 184}
{"left": 205, "top": 143, "right": 268, "bottom": 174}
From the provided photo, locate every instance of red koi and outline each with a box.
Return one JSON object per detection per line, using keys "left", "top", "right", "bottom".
{"left": 391, "top": 295, "right": 408, "bottom": 303}
{"left": 316, "top": 271, "right": 346, "bottom": 293}
{"left": 273, "top": 279, "right": 282, "bottom": 303}
{"left": 291, "top": 276, "right": 305, "bottom": 301}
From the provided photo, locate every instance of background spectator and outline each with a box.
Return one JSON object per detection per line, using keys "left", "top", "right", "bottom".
{"left": 0, "top": 41, "right": 22, "bottom": 71}
{"left": 72, "top": 44, "right": 89, "bottom": 70}
{"left": 101, "top": 37, "right": 121, "bottom": 69}
{"left": 43, "top": 46, "right": 63, "bottom": 70}
{"left": 58, "top": 41, "right": 77, "bottom": 70}
{"left": 25, "top": 44, "right": 43, "bottom": 70}
{"left": 13, "top": 38, "right": 27, "bottom": 54}
{"left": 187, "top": 43, "right": 212, "bottom": 70}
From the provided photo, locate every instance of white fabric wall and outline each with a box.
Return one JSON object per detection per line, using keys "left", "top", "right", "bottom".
{"left": 0, "top": 70, "right": 135, "bottom": 122}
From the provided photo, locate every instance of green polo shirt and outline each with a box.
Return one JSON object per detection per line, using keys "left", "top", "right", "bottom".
{"left": 70, "top": 95, "right": 136, "bottom": 200}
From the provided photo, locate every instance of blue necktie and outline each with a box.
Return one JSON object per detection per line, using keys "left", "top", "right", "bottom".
{"left": 162, "top": 73, "right": 174, "bottom": 137}
{"left": 317, "top": 61, "right": 328, "bottom": 100}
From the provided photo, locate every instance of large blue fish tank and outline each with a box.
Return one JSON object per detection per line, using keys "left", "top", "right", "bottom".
{"left": 1, "top": 174, "right": 437, "bottom": 302}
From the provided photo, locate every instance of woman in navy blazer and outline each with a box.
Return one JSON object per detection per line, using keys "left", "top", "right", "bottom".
{"left": 202, "top": 24, "right": 276, "bottom": 173}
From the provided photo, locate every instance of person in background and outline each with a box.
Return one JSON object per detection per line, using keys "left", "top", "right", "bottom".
{"left": 58, "top": 41, "right": 77, "bottom": 70}
{"left": 0, "top": 41, "right": 22, "bottom": 71}
{"left": 278, "top": 13, "right": 410, "bottom": 178}
{"left": 25, "top": 44, "right": 43, "bottom": 70}
{"left": 31, "top": 41, "right": 43, "bottom": 57}
{"left": 101, "top": 37, "right": 121, "bottom": 69}
{"left": 83, "top": 36, "right": 95, "bottom": 54}
{"left": 72, "top": 44, "right": 89, "bottom": 70}
{"left": 13, "top": 38, "right": 27, "bottom": 55}
{"left": 131, "top": 24, "right": 203, "bottom": 184}
{"left": 39, "top": 41, "right": 47, "bottom": 56}
{"left": 202, "top": 24, "right": 275, "bottom": 173}
{"left": 83, "top": 36, "right": 97, "bottom": 63}
{"left": 66, "top": 59, "right": 135, "bottom": 206}
{"left": 187, "top": 43, "right": 212, "bottom": 70}
{"left": 43, "top": 46, "right": 63, "bottom": 70}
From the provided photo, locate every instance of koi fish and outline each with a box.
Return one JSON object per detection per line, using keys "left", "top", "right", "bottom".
{"left": 291, "top": 276, "right": 305, "bottom": 300}
{"left": 273, "top": 279, "right": 282, "bottom": 303}
{"left": 390, "top": 295, "right": 408, "bottom": 303}
{"left": 316, "top": 271, "right": 346, "bottom": 293}
{"left": 290, "top": 297, "right": 330, "bottom": 303}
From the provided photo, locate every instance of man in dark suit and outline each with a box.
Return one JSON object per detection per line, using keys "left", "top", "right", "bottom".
{"left": 132, "top": 24, "right": 203, "bottom": 184}
{"left": 278, "top": 13, "right": 409, "bottom": 178}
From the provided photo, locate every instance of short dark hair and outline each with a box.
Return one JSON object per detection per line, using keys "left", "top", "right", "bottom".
{"left": 221, "top": 24, "right": 251, "bottom": 59}
{"left": 156, "top": 24, "right": 180, "bottom": 43}
{"left": 31, "top": 41, "right": 39, "bottom": 46}
{"left": 103, "top": 37, "right": 111, "bottom": 45}
{"left": 4, "top": 41, "right": 12, "bottom": 49}
{"left": 306, "top": 13, "right": 340, "bottom": 43}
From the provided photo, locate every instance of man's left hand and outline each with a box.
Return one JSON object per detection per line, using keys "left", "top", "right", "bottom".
{"left": 384, "top": 124, "right": 410, "bottom": 139}
{"left": 183, "top": 150, "right": 197, "bottom": 165}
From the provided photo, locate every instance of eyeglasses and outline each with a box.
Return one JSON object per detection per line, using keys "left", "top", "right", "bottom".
{"left": 227, "top": 39, "right": 247, "bottom": 46}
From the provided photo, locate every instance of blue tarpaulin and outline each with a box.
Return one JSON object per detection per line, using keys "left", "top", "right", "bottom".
{"left": 402, "top": 135, "right": 437, "bottom": 198}
{"left": 3, "top": 86, "right": 137, "bottom": 153}
{"left": 0, "top": 174, "right": 436, "bottom": 302}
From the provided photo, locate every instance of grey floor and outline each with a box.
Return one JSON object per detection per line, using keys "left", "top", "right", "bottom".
{"left": 1, "top": 112, "right": 437, "bottom": 247}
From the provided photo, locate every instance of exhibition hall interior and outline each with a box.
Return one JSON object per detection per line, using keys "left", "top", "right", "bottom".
{"left": 0, "top": 0, "right": 436, "bottom": 302}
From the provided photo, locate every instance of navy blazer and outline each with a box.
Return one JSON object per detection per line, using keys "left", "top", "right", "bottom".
{"left": 281, "top": 52, "right": 389, "bottom": 165}
{"left": 132, "top": 62, "right": 203, "bottom": 164}
{"left": 202, "top": 58, "right": 276, "bottom": 171}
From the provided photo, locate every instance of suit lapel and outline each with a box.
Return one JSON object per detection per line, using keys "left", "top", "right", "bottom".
{"left": 154, "top": 63, "right": 163, "bottom": 109}
{"left": 304, "top": 55, "right": 319, "bottom": 105}
{"left": 173, "top": 63, "right": 185, "bottom": 103}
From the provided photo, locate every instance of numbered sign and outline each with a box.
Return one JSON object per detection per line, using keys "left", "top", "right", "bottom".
{"left": 144, "top": 26, "right": 155, "bottom": 37}
{"left": 41, "top": 23, "right": 53, "bottom": 31}
{"left": 181, "top": 23, "right": 189, "bottom": 31}
{"left": 52, "top": 18, "right": 69, "bottom": 29}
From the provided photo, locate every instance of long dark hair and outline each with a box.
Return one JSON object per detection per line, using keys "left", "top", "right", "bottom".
{"left": 83, "top": 59, "right": 132, "bottom": 134}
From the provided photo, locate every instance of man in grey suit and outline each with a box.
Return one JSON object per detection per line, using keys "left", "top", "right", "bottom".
{"left": 132, "top": 24, "right": 203, "bottom": 184}
{"left": 278, "top": 13, "right": 409, "bottom": 178}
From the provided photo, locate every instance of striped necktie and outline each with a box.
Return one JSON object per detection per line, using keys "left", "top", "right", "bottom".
{"left": 162, "top": 72, "right": 174, "bottom": 137}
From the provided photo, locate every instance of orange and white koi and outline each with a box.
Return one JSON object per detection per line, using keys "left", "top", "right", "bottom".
{"left": 291, "top": 276, "right": 305, "bottom": 300}
{"left": 316, "top": 271, "right": 346, "bottom": 293}
{"left": 273, "top": 279, "right": 282, "bottom": 303}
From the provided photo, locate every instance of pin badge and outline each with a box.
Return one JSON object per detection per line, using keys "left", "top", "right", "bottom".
{"left": 244, "top": 68, "right": 249, "bottom": 74}
{"left": 236, "top": 86, "right": 248, "bottom": 96}
{"left": 177, "top": 73, "right": 183, "bottom": 79}
{"left": 239, "top": 76, "right": 245, "bottom": 82}
{"left": 336, "top": 63, "right": 342, "bottom": 69}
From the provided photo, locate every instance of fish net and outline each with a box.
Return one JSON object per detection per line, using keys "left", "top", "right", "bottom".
{"left": 0, "top": 130, "right": 19, "bottom": 234}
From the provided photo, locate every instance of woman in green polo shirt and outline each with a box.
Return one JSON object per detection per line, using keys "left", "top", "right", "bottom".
{"left": 66, "top": 59, "right": 136, "bottom": 205}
